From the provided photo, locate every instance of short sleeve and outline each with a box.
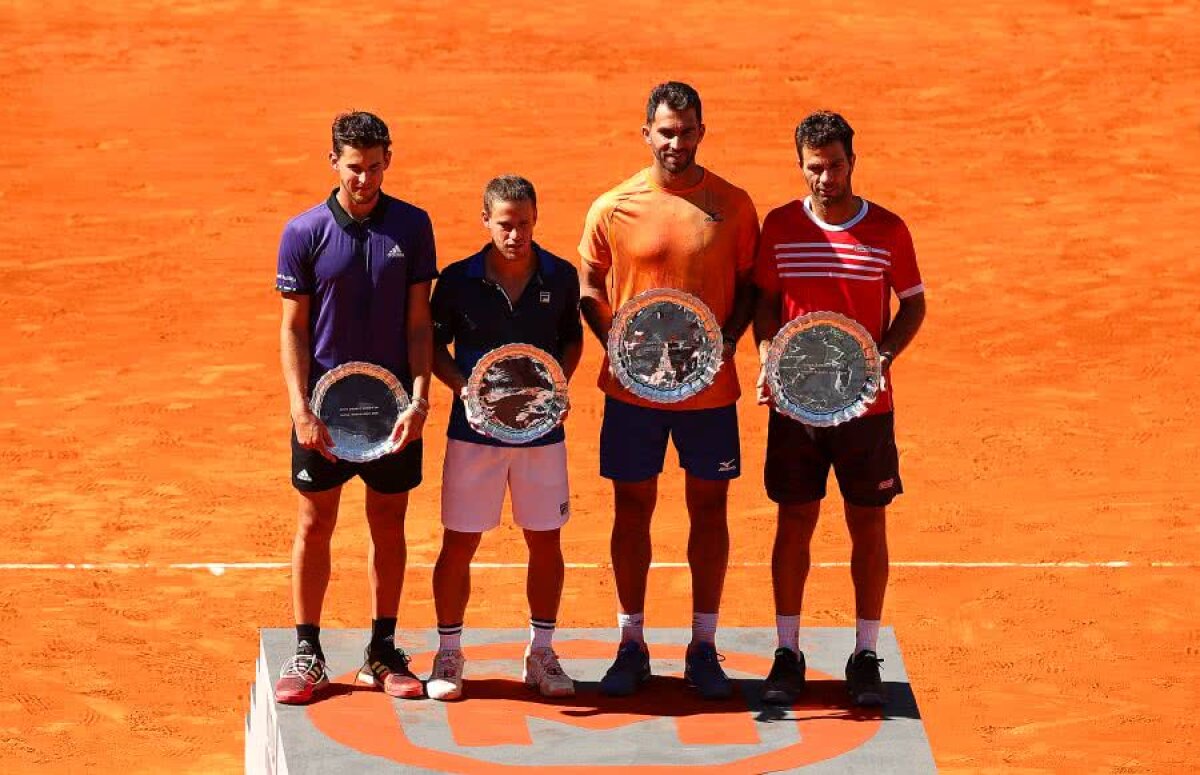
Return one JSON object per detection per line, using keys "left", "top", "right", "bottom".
{"left": 275, "top": 220, "right": 314, "bottom": 294}
{"left": 578, "top": 196, "right": 613, "bottom": 274}
{"left": 752, "top": 211, "right": 780, "bottom": 294}
{"left": 408, "top": 212, "right": 440, "bottom": 286}
{"left": 886, "top": 220, "right": 924, "bottom": 299}
{"left": 557, "top": 266, "right": 584, "bottom": 345}
{"left": 429, "top": 272, "right": 455, "bottom": 346}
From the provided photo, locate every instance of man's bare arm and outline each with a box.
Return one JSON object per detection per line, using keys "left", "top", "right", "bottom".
{"left": 579, "top": 261, "right": 614, "bottom": 347}
{"left": 752, "top": 285, "right": 783, "bottom": 405}
{"left": 722, "top": 269, "right": 758, "bottom": 353}
{"left": 560, "top": 337, "right": 584, "bottom": 381}
{"left": 432, "top": 341, "right": 467, "bottom": 395}
{"left": 391, "top": 280, "right": 434, "bottom": 452}
{"left": 281, "top": 293, "right": 334, "bottom": 459}
{"left": 879, "top": 292, "right": 926, "bottom": 365}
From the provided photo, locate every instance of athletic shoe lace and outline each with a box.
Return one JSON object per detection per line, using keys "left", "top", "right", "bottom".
{"left": 693, "top": 645, "right": 726, "bottom": 665}
{"left": 374, "top": 645, "right": 413, "bottom": 674}
{"left": 855, "top": 652, "right": 884, "bottom": 669}
{"left": 533, "top": 650, "right": 565, "bottom": 676}
{"left": 279, "top": 652, "right": 321, "bottom": 681}
{"left": 612, "top": 642, "right": 646, "bottom": 670}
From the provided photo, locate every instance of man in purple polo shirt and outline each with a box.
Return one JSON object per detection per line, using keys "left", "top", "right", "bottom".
{"left": 273, "top": 111, "right": 437, "bottom": 705}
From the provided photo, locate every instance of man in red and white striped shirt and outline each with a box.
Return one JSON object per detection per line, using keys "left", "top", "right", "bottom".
{"left": 752, "top": 111, "right": 927, "bottom": 707}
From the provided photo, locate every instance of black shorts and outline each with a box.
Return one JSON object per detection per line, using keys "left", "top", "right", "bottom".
{"left": 765, "top": 411, "right": 902, "bottom": 507}
{"left": 290, "top": 431, "right": 423, "bottom": 494}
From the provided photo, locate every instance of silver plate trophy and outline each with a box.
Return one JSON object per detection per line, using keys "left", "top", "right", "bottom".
{"left": 607, "top": 288, "right": 724, "bottom": 404}
{"left": 464, "top": 344, "right": 569, "bottom": 444}
{"left": 310, "top": 362, "right": 410, "bottom": 462}
{"left": 765, "top": 311, "right": 883, "bottom": 427}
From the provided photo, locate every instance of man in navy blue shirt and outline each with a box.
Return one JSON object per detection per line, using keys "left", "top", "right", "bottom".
{"left": 425, "top": 176, "right": 583, "bottom": 701}
{"left": 273, "top": 111, "right": 437, "bottom": 704}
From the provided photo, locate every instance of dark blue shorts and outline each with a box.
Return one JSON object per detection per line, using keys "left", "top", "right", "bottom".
{"left": 599, "top": 396, "right": 741, "bottom": 482}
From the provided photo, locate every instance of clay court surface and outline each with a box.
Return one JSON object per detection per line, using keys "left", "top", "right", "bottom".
{"left": 1, "top": 1, "right": 1198, "bottom": 771}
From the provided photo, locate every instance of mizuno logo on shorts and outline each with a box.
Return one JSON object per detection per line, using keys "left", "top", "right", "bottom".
{"left": 717, "top": 459, "right": 737, "bottom": 473}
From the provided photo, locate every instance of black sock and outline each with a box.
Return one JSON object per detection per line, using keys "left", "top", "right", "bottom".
{"left": 370, "top": 617, "right": 397, "bottom": 651}
{"left": 297, "top": 624, "right": 323, "bottom": 658}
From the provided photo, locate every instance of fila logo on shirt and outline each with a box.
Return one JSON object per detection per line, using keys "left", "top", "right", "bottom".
{"left": 539, "top": 291, "right": 551, "bottom": 304}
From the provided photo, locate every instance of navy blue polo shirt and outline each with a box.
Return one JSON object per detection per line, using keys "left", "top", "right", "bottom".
{"left": 431, "top": 243, "right": 583, "bottom": 447}
{"left": 276, "top": 190, "right": 439, "bottom": 391}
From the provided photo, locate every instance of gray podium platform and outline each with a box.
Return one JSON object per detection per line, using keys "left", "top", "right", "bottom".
{"left": 247, "top": 628, "right": 935, "bottom": 773}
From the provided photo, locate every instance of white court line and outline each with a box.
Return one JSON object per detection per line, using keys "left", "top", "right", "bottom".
{"left": 0, "top": 560, "right": 1194, "bottom": 575}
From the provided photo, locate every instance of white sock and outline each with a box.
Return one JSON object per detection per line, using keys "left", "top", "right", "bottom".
{"left": 855, "top": 618, "right": 880, "bottom": 655}
{"left": 438, "top": 622, "right": 463, "bottom": 652}
{"left": 776, "top": 614, "right": 800, "bottom": 653}
{"left": 530, "top": 618, "right": 555, "bottom": 650}
{"left": 617, "top": 611, "right": 644, "bottom": 644}
{"left": 691, "top": 612, "right": 718, "bottom": 645}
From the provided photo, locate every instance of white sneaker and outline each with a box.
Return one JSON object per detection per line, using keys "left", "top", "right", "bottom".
{"left": 427, "top": 649, "right": 465, "bottom": 701}
{"left": 523, "top": 647, "right": 575, "bottom": 697}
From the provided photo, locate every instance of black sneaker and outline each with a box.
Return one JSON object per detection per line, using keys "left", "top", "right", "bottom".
{"left": 684, "top": 641, "right": 733, "bottom": 700}
{"left": 358, "top": 643, "right": 425, "bottom": 699}
{"left": 762, "top": 647, "right": 806, "bottom": 705}
{"left": 599, "top": 641, "right": 651, "bottom": 697}
{"left": 845, "top": 650, "right": 886, "bottom": 706}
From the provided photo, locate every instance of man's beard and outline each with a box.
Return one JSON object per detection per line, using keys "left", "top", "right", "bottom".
{"left": 657, "top": 147, "right": 694, "bottom": 174}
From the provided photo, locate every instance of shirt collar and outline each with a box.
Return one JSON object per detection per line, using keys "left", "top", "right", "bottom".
{"left": 326, "top": 188, "right": 390, "bottom": 230}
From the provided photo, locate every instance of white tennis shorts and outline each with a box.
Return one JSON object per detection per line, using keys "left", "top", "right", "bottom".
{"left": 441, "top": 439, "right": 570, "bottom": 533}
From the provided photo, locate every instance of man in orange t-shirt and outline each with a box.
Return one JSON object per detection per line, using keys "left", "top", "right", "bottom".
{"left": 579, "top": 82, "right": 760, "bottom": 700}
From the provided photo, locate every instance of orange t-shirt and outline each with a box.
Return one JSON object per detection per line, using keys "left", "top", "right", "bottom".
{"left": 579, "top": 167, "right": 760, "bottom": 410}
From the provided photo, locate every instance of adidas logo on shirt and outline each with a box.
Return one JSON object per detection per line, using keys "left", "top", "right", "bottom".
{"left": 387, "top": 245, "right": 405, "bottom": 259}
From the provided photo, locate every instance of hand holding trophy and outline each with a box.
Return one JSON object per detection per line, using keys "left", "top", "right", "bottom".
{"left": 309, "top": 361, "right": 411, "bottom": 462}
{"left": 764, "top": 312, "right": 884, "bottom": 427}
{"left": 462, "top": 343, "right": 569, "bottom": 444}
{"left": 607, "top": 288, "right": 724, "bottom": 404}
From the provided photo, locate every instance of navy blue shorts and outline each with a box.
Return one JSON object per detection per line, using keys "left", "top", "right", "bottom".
{"left": 600, "top": 396, "right": 741, "bottom": 482}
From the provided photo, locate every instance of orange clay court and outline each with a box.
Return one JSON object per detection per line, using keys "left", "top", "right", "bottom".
{"left": 1, "top": 1, "right": 1197, "bottom": 772}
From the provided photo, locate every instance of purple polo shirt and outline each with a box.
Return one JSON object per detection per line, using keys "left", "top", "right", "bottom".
{"left": 276, "top": 190, "right": 438, "bottom": 390}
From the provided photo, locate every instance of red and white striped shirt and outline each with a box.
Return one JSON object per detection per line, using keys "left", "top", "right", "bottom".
{"left": 754, "top": 196, "right": 924, "bottom": 415}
